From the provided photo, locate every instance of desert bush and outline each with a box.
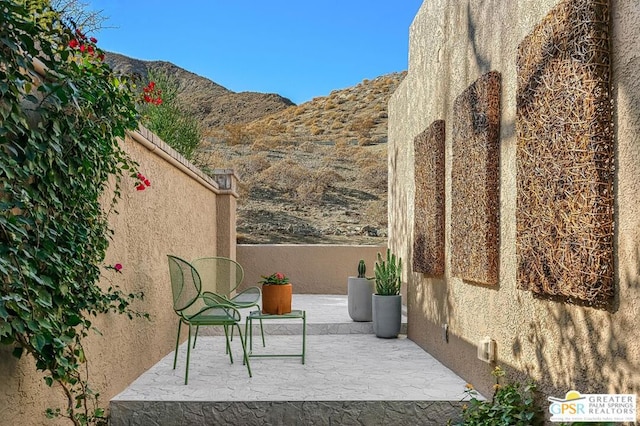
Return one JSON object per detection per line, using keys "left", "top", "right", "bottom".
{"left": 324, "top": 101, "right": 337, "bottom": 110}
{"left": 296, "top": 168, "right": 344, "bottom": 204}
{"left": 364, "top": 200, "right": 388, "bottom": 226}
{"left": 310, "top": 125, "right": 324, "bottom": 136}
{"left": 299, "top": 141, "right": 316, "bottom": 153}
{"left": 355, "top": 146, "right": 386, "bottom": 167}
{"left": 141, "top": 72, "right": 204, "bottom": 161}
{"left": 258, "top": 159, "right": 311, "bottom": 194}
{"left": 233, "top": 152, "right": 271, "bottom": 177}
{"left": 350, "top": 117, "right": 376, "bottom": 140}
{"left": 359, "top": 164, "right": 388, "bottom": 193}
{"left": 194, "top": 149, "right": 228, "bottom": 172}
{"left": 224, "top": 123, "right": 251, "bottom": 145}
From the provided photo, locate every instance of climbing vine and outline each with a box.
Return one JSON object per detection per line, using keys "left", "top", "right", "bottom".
{"left": 1, "top": 0, "right": 150, "bottom": 424}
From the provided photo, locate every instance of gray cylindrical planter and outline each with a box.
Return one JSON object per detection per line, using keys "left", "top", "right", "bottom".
{"left": 348, "top": 277, "right": 375, "bottom": 322}
{"left": 372, "top": 294, "right": 402, "bottom": 338}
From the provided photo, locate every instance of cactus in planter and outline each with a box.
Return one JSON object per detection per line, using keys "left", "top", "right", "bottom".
{"left": 374, "top": 249, "right": 402, "bottom": 296}
{"left": 372, "top": 249, "right": 403, "bottom": 338}
{"left": 357, "top": 259, "right": 367, "bottom": 278}
{"left": 348, "top": 259, "right": 375, "bottom": 322}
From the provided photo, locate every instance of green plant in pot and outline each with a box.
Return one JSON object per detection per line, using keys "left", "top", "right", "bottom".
{"left": 372, "top": 249, "right": 402, "bottom": 338}
{"left": 348, "top": 260, "right": 375, "bottom": 322}
{"left": 259, "top": 272, "right": 292, "bottom": 315}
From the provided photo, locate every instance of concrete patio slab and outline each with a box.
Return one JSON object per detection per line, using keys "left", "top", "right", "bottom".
{"left": 110, "top": 295, "right": 471, "bottom": 425}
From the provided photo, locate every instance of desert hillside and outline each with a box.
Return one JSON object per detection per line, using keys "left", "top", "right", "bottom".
{"left": 105, "top": 52, "right": 405, "bottom": 244}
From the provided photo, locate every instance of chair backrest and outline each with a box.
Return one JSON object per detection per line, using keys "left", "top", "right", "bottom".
{"left": 167, "top": 255, "right": 202, "bottom": 313}
{"left": 192, "top": 257, "right": 244, "bottom": 297}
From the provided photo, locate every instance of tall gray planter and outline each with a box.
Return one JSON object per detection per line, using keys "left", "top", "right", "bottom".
{"left": 348, "top": 277, "right": 374, "bottom": 322}
{"left": 372, "top": 294, "right": 402, "bottom": 338}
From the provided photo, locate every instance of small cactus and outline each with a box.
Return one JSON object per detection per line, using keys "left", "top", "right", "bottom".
{"left": 357, "top": 259, "right": 366, "bottom": 278}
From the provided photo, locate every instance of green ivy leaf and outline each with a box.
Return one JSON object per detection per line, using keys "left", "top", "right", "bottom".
{"left": 12, "top": 346, "right": 24, "bottom": 359}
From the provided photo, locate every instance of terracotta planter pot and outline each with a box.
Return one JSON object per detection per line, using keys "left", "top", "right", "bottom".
{"left": 261, "top": 283, "right": 292, "bottom": 315}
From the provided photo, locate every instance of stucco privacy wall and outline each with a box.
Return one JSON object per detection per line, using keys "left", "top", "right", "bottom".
{"left": 389, "top": 0, "right": 640, "bottom": 407}
{"left": 0, "top": 126, "right": 233, "bottom": 425}
{"left": 238, "top": 244, "right": 387, "bottom": 295}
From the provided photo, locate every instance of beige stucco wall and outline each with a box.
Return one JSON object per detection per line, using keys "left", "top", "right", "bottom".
{"left": 237, "top": 244, "right": 387, "bottom": 295}
{"left": 389, "top": 0, "right": 640, "bottom": 410}
{"left": 0, "top": 127, "right": 233, "bottom": 425}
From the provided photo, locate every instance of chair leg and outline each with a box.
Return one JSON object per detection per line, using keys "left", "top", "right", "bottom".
{"left": 173, "top": 320, "right": 182, "bottom": 370}
{"left": 235, "top": 324, "right": 252, "bottom": 378}
{"left": 259, "top": 318, "right": 265, "bottom": 347}
{"left": 224, "top": 325, "right": 229, "bottom": 354}
{"left": 193, "top": 325, "right": 199, "bottom": 348}
{"left": 185, "top": 324, "right": 192, "bottom": 385}
{"left": 223, "top": 325, "right": 234, "bottom": 364}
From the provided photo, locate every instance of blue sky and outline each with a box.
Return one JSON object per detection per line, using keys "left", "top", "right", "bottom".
{"left": 86, "top": 1, "right": 423, "bottom": 104}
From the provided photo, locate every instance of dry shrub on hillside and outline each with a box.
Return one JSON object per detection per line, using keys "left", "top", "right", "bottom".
{"left": 259, "top": 159, "right": 311, "bottom": 194}
{"left": 299, "top": 141, "right": 316, "bottom": 153}
{"left": 354, "top": 146, "right": 386, "bottom": 167}
{"left": 195, "top": 148, "right": 228, "bottom": 170}
{"left": 224, "top": 123, "right": 251, "bottom": 145}
{"left": 350, "top": 117, "right": 376, "bottom": 145}
{"left": 249, "top": 119, "right": 286, "bottom": 138}
{"left": 324, "top": 101, "right": 337, "bottom": 110}
{"left": 310, "top": 125, "right": 324, "bottom": 136}
{"left": 359, "top": 164, "right": 388, "bottom": 193}
{"left": 232, "top": 152, "right": 271, "bottom": 178}
{"left": 332, "top": 143, "right": 353, "bottom": 161}
{"left": 253, "top": 136, "right": 291, "bottom": 151}
{"left": 364, "top": 200, "right": 388, "bottom": 226}
{"left": 297, "top": 168, "right": 345, "bottom": 203}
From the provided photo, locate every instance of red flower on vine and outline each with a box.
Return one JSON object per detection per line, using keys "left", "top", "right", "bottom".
{"left": 141, "top": 81, "right": 163, "bottom": 105}
{"left": 68, "top": 31, "right": 104, "bottom": 62}
{"left": 135, "top": 172, "right": 152, "bottom": 191}
{"left": 105, "top": 263, "right": 123, "bottom": 273}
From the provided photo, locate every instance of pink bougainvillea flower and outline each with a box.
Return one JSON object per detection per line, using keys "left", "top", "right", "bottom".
{"left": 136, "top": 183, "right": 146, "bottom": 191}
{"left": 79, "top": 44, "right": 86, "bottom": 53}
{"left": 89, "top": 37, "right": 97, "bottom": 43}
{"left": 68, "top": 39, "right": 79, "bottom": 48}
{"left": 114, "top": 263, "right": 123, "bottom": 272}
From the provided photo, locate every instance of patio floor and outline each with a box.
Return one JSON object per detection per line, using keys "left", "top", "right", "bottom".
{"left": 109, "top": 295, "right": 470, "bottom": 425}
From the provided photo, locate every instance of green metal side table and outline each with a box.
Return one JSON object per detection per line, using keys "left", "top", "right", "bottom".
{"left": 244, "top": 310, "right": 306, "bottom": 364}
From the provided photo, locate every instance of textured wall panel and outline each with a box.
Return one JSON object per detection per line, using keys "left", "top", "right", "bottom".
{"left": 516, "top": 0, "right": 613, "bottom": 305}
{"left": 451, "top": 72, "right": 501, "bottom": 286}
{"left": 413, "top": 120, "right": 445, "bottom": 275}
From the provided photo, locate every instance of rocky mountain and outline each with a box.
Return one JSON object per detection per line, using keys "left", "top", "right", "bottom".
{"left": 105, "top": 52, "right": 295, "bottom": 127}
{"left": 105, "top": 52, "right": 406, "bottom": 244}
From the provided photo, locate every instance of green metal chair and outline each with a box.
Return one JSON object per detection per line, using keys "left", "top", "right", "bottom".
{"left": 192, "top": 256, "right": 264, "bottom": 346}
{"left": 167, "top": 255, "right": 252, "bottom": 384}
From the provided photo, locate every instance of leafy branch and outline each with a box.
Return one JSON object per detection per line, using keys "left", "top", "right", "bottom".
{"left": 1, "top": 1, "right": 150, "bottom": 424}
